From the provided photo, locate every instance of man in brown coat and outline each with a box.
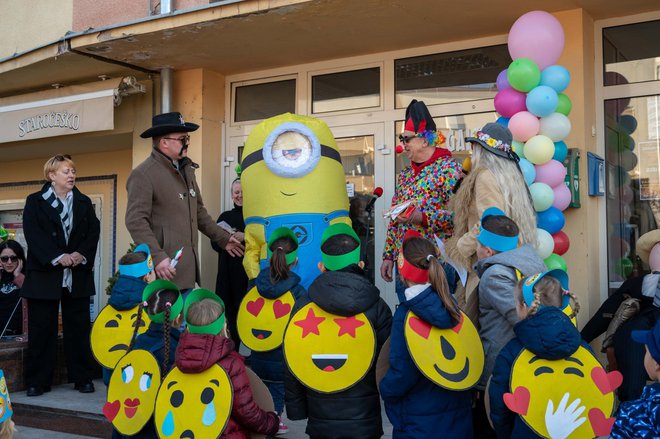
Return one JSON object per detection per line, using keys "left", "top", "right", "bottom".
{"left": 126, "top": 112, "right": 244, "bottom": 290}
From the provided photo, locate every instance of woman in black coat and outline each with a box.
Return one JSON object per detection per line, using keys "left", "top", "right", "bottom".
{"left": 0, "top": 239, "right": 26, "bottom": 336}
{"left": 212, "top": 178, "right": 248, "bottom": 350}
{"left": 21, "top": 155, "right": 100, "bottom": 397}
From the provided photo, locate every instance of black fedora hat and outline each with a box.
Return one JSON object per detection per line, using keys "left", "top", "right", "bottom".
{"left": 465, "top": 122, "right": 518, "bottom": 162}
{"left": 140, "top": 112, "right": 199, "bottom": 139}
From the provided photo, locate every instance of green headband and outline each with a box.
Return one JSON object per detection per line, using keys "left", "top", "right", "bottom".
{"left": 321, "top": 223, "right": 361, "bottom": 271}
{"left": 184, "top": 289, "right": 226, "bottom": 335}
{"left": 141, "top": 279, "right": 183, "bottom": 324}
{"left": 267, "top": 227, "right": 299, "bottom": 266}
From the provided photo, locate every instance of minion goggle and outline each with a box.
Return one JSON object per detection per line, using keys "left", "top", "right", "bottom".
{"left": 522, "top": 269, "right": 571, "bottom": 310}
{"left": 397, "top": 230, "right": 431, "bottom": 284}
{"left": 141, "top": 279, "right": 183, "bottom": 324}
{"left": 267, "top": 227, "right": 299, "bottom": 266}
{"left": 240, "top": 122, "right": 342, "bottom": 178}
{"left": 476, "top": 207, "right": 518, "bottom": 252}
{"left": 184, "top": 289, "right": 226, "bottom": 335}
{"left": 118, "top": 243, "right": 154, "bottom": 278}
{"left": 321, "top": 223, "right": 361, "bottom": 271}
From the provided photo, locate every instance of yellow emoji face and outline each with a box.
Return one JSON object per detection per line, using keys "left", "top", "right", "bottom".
{"left": 91, "top": 305, "right": 151, "bottom": 369}
{"left": 507, "top": 346, "right": 618, "bottom": 438}
{"left": 105, "top": 350, "right": 161, "bottom": 435}
{"left": 155, "top": 364, "right": 232, "bottom": 439}
{"left": 237, "top": 287, "right": 296, "bottom": 352}
{"left": 404, "top": 311, "right": 484, "bottom": 391}
{"left": 283, "top": 303, "right": 375, "bottom": 393}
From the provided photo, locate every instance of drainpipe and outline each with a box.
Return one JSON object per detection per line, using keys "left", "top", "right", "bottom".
{"left": 161, "top": 0, "right": 172, "bottom": 14}
{"left": 161, "top": 67, "right": 173, "bottom": 113}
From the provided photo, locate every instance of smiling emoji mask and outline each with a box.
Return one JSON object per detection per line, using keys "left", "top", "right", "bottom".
{"left": 237, "top": 286, "right": 295, "bottom": 352}
{"left": 283, "top": 302, "right": 375, "bottom": 393}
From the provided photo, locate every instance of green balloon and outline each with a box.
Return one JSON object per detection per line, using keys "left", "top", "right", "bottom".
{"left": 615, "top": 257, "right": 633, "bottom": 278}
{"left": 556, "top": 93, "right": 572, "bottom": 115}
{"left": 512, "top": 140, "right": 525, "bottom": 159}
{"left": 507, "top": 58, "right": 541, "bottom": 92}
{"left": 544, "top": 253, "right": 567, "bottom": 272}
{"left": 0, "top": 227, "right": 7, "bottom": 243}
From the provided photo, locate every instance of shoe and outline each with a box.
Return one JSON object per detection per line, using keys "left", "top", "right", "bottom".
{"left": 277, "top": 419, "right": 289, "bottom": 435}
{"left": 26, "top": 385, "right": 50, "bottom": 397}
{"left": 74, "top": 382, "right": 95, "bottom": 393}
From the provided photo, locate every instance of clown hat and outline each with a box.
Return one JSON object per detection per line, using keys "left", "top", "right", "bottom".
{"left": 321, "top": 223, "right": 361, "bottom": 271}
{"left": 267, "top": 227, "right": 299, "bottom": 265}
{"left": 476, "top": 207, "right": 519, "bottom": 253}
{"left": 466, "top": 123, "right": 518, "bottom": 162}
{"left": 141, "top": 280, "right": 183, "bottom": 324}
{"left": 118, "top": 243, "right": 154, "bottom": 278}
{"left": 404, "top": 100, "right": 436, "bottom": 133}
{"left": 522, "top": 269, "right": 570, "bottom": 309}
{"left": 183, "top": 289, "right": 226, "bottom": 335}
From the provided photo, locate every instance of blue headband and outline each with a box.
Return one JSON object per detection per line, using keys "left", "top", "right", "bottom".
{"left": 118, "top": 244, "right": 154, "bottom": 278}
{"left": 522, "top": 269, "right": 570, "bottom": 310}
{"left": 476, "top": 207, "right": 518, "bottom": 252}
{"left": 0, "top": 370, "right": 12, "bottom": 424}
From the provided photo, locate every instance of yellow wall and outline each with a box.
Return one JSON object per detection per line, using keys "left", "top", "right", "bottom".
{"left": 0, "top": 0, "right": 73, "bottom": 59}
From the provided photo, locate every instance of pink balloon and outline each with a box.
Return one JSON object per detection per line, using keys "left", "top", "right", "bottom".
{"left": 494, "top": 88, "right": 527, "bottom": 118}
{"left": 508, "top": 11, "right": 565, "bottom": 70}
{"left": 508, "top": 111, "right": 540, "bottom": 142}
{"left": 552, "top": 183, "right": 571, "bottom": 210}
{"left": 534, "top": 160, "right": 567, "bottom": 187}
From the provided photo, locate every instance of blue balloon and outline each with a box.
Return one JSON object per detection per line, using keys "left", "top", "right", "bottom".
{"left": 496, "top": 116, "right": 510, "bottom": 127}
{"left": 618, "top": 115, "right": 637, "bottom": 135}
{"left": 553, "top": 141, "right": 568, "bottom": 162}
{"left": 519, "top": 158, "right": 536, "bottom": 185}
{"left": 526, "top": 85, "right": 559, "bottom": 117}
{"left": 537, "top": 207, "right": 565, "bottom": 235}
{"left": 540, "top": 65, "right": 571, "bottom": 93}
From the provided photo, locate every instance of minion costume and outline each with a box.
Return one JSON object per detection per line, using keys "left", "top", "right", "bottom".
{"left": 241, "top": 113, "right": 350, "bottom": 289}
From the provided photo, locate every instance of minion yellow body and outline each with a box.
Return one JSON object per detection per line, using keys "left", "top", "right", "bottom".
{"left": 241, "top": 113, "right": 350, "bottom": 289}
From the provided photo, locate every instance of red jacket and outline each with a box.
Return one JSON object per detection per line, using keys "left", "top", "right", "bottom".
{"left": 175, "top": 332, "right": 279, "bottom": 438}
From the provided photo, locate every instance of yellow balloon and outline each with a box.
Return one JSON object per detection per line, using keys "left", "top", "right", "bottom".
{"left": 237, "top": 286, "right": 295, "bottom": 352}
{"left": 404, "top": 311, "right": 484, "bottom": 391}
{"left": 91, "top": 304, "right": 151, "bottom": 369}
{"left": 283, "top": 303, "right": 375, "bottom": 393}
{"left": 155, "top": 365, "right": 233, "bottom": 439}
{"left": 509, "top": 346, "right": 616, "bottom": 438}
{"left": 524, "top": 135, "right": 555, "bottom": 165}
{"left": 106, "top": 350, "right": 161, "bottom": 435}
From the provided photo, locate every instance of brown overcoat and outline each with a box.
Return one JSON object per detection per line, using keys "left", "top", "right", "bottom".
{"left": 126, "top": 149, "right": 230, "bottom": 290}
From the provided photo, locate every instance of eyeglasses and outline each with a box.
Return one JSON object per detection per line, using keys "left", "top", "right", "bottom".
{"left": 0, "top": 256, "right": 18, "bottom": 263}
{"left": 163, "top": 136, "right": 190, "bottom": 145}
{"left": 54, "top": 154, "right": 72, "bottom": 161}
{"left": 398, "top": 134, "right": 423, "bottom": 144}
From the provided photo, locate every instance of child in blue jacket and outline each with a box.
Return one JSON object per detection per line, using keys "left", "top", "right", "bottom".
{"left": 380, "top": 231, "right": 473, "bottom": 438}
{"left": 248, "top": 227, "right": 306, "bottom": 435}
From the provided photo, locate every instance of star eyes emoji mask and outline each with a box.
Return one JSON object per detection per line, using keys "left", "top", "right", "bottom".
{"left": 155, "top": 364, "right": 233, "bottom": 439}
{"left": 105, "top": 349, "right": 161, "bottom": 435}
{"left": 283, "top": 303, "right": 375, "bottom": 393}
{"left": 237, "top": 286, "right": 295, "bottom": 352}
{"left": 91, "top": 304, "right": 151, "bottom": 368}
{"left": 404, "top": 311, "right": 484, "bottom": 391}
{"left": 506, "top": 346, "right": 619, "bottom": 438}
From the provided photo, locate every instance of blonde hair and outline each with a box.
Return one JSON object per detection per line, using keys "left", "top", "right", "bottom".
{"left": 0, "top": 418, "right": 15, "bottom": 439}
{"left": 515, "top": 276, "right": 581, "bottom": 319}
{"left": 472, "top": 146, "right": 537, "bottom": 248}
{"left": 43, "top": 154, "right": 75, "bottom": 181}
{"left": 186, "top": 298, "right": 228, "bottom": 336}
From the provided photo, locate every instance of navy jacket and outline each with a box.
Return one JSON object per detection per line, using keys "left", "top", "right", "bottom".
{"left": 250, "top": 267, "right": 306, "bottom": 383}
{"left": 108, "top": 275, "right": 148, "bottom": 310}
{"left": 285, "top": 265, "right": 392, "bottom": 439}
{"left": 610, "top": 382, "right": 660, "bottom": 438}
{"left": 488, "top": 307, "right": 585, "bottom": 439}
{"left": 379, "top": 285, "right": 473, "bottom": 439}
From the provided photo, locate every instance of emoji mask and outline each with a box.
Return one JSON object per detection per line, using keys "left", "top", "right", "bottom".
{"left": 237, "top": 286, "right": 295, "bottom": 352}
{"left": 155, "top": 364, "right": 232, "bottom": 439}
{"left": 0, "top": 371, "right": 12, "bottom": 424}
{"left": 507, "top": 346, "right": 619, "bottom": 438}
{"left": 105, "top": 349, "right": 161, "bottom": 435}
{"left": 404, "top": 311, "right": 484, "bottom": 390}
{"left": 283, "top": 302, "right": 375, "bottom": 393}
{"left": 91, "top": 304, "right": 151, "bottom": 369}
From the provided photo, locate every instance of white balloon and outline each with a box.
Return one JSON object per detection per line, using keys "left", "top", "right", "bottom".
{"left": 536, "top": 228, "right": 555, "bottom": 259}
{"left": 539, "top": 113, "right": 572, "bottom": 142}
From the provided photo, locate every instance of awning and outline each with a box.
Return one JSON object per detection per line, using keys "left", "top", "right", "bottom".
{"left": 0, "top": 77, "right": 142, "bottom": 143}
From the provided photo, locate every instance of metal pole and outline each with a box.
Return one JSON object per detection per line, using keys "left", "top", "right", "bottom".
{"left": 161, "top": 67, "right": 173, "bottom": 113}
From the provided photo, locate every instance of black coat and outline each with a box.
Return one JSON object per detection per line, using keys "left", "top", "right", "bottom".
{"left": 285, "top": 265, "right": 392, "bottom": 439}
{"left": 21, "top": 185, "right": 100, "bottom": 300}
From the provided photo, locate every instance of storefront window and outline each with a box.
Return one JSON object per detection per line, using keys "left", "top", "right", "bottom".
{"left": 605, "top": 94, "right": 660, "bottom": 291}
{"left": 234, "top": 79, "right": 296, "bottom": 122}
{"left": 394, "top": 111, "right": 498, "bottom": 175}
{"left": 312, "top": 67, "right": 380, "bottom": 113}
{"left": 603, "top": 19, "right": 660, "bottom": 86}
{"left": 395, "top": 45, "right": 511, "bottom": 108}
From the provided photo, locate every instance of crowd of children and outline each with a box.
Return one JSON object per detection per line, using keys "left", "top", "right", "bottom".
{"left": 78, "top": 208, "right": 659, "bottom": 439}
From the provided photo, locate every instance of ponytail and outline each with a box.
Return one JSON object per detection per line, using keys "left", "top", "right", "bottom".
{"left": 270, "top": 247, "right": 290, "bottom": 283}
{"left": 162, "top": 302, "right": 172, "bottom": 376}
{"left": 128, "top": 301, "right": 147, "bottom": 352}
{"left": 428, "top": 257, "right": 461, "bottom": 322}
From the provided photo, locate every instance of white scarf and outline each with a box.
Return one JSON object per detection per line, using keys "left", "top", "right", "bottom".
{"left": 641, "top": 272, "right": 660, "bottom": 307}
